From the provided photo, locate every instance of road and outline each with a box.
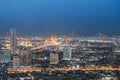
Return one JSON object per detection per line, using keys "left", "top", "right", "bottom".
{"left": 8, "top": 66, "right": 120, "bottom": 73}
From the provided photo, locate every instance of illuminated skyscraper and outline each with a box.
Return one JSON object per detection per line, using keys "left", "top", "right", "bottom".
{"left": 10, "top": 29, "right": 17, "bottom": 56}
{"left": 10, "top": 29, "right": 19, "bottom": 68}
{"left": 63, "top": 47, "right": 72, "bottom": 60}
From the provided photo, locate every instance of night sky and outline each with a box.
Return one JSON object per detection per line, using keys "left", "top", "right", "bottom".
{"left": 0, "top": 0, "right": 120, "bottom": 36}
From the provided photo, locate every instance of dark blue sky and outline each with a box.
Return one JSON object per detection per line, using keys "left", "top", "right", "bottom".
{"left": 0, "top": 0, "right": 120, "bottom": 36}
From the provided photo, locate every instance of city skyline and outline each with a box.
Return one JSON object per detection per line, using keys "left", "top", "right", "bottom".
{"left": 0, "top": 0, "right": 120, "bottom": 36}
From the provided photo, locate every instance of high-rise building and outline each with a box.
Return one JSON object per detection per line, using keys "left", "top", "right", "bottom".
{"left": 0, "top": 66, "right": 8, "bottom": 80}
{"left": 0, "top": 50, "right": 11, "bottom": 63}
{"left": 63, "top": 47, "right": 72, "bottom": 60}
{"left": 10, "top": 29, "right": 19, "bottom": 68}
{"left": 19, "top": 46, "right": 31, "bottom": 66}
{"left": 13, "top": 55, "right": 19, "bottom": 68}
{"left": 50, "top": 53, "right": 59, "bottom": 64}
{"left": 10, "top": 29, "right": 17, "bottom": 56}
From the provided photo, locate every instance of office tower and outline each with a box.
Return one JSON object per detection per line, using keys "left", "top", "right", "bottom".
{"left": 13, "top": 55, "right": 19, "bottom": 68}
{"left": 0, "top": 50, "right": 11, "bottom": 63}
{"left": 50, "top": 53, "right": 59, "bottom": 64}
{"left": 10, "top": 29, "right": 19, "bottom": 68}
{"left": 10, "top": 29, "right": 17, "bottom": 56}
{"left": 19, "top": 46, "right": 31, "bottom": 66}
{"left": 63, "top": 47, "right": 72, "bottom": 60}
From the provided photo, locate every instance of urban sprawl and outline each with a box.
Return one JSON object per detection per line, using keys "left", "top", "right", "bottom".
{"left": 1, "top": 29, "right": 120, "bottom": 80}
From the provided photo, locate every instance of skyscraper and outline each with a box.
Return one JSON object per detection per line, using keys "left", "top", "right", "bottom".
{"left": 10, "top": 29, "right": 17, "bottom": 56}
{"left": 10, "top": 29, "right": 19, "bottom": 68}
{"left": 19, "top": 46, "right": 31, "bottom": 66}
{"left": 63, "top": 47, "right": 72, "bottom": 60}
{"left": 13, "top": 56, "right": 19, "bottom": 68}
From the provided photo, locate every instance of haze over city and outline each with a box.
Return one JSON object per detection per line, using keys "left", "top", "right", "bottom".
{"left": 1, "top": 0, "right": 120, "bottom": 80}
{"left": 0, "top": 0, "right": 120, "bottom": 36}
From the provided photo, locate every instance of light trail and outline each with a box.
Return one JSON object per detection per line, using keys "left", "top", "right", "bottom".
{"left": 8, "top": 66, "right": 120, "bottom": 73}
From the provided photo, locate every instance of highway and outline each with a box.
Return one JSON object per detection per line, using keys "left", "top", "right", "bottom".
{"left": 8, "top": 66, "right": 120, "bottom": 73}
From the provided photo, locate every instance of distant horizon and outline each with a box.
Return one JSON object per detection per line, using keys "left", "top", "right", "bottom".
{"left": 1, "top": 29, "right": 120, "bottom": 37}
